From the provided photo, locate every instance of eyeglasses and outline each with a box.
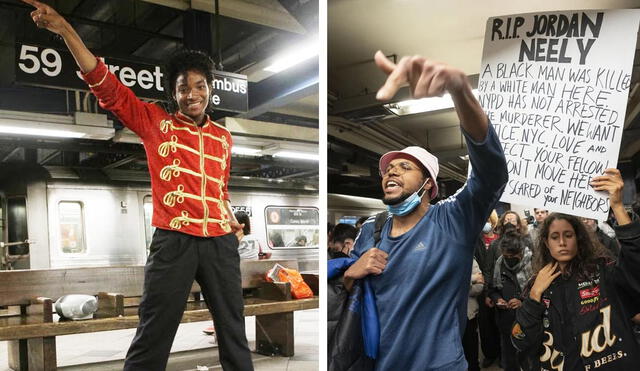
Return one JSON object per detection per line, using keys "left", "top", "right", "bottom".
{"left": 380, "top": 161, "right": 421, "bottom": 177}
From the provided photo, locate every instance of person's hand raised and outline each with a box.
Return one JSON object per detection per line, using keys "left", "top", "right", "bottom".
{"left": 591, "top": 168, "right": 630, "bottom": 225}
{"left": 374, "top": 51, "right": 469, "bottom": 101}
{"left": 23, "top": 0, "right": 68, "bottom": 35}
{"left": 591, "top": 168, "right": 624, "bottom": 208}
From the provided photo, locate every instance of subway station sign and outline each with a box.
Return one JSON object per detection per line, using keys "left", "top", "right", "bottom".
{"left": 14, "top": 43, "right": 248, "bottom": 112}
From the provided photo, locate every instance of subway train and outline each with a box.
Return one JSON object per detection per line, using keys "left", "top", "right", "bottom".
{"left": 0, "top": 163, "right": 319, "bottom": 273}
{"left": 328, "top": 193, "right": 385, "bottom": 226}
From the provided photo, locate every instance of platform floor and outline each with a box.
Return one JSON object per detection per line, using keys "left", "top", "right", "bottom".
{"left": 0, "top": 309, "right": 318, "bottom": 371}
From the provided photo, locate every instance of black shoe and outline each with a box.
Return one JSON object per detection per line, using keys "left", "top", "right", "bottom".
{"left": 481, "top": 357, "right": 495, "bottom": 368}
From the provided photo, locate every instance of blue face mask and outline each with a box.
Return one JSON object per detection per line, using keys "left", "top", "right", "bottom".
{"left": 387, "top": 179, "right": 429, "bottom": 216}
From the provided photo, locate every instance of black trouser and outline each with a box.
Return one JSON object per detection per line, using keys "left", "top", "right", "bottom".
{"left": 462, "top": 316, "right": 480, "bottom": 371}
{"left": 124, "top": 229, "right": 254, "bottom": 371}
{"left": 499, "top": 330, "right": 520, "bottom": 371}
{"left": 477, "top": 293, "right": 501, "bottom": 360}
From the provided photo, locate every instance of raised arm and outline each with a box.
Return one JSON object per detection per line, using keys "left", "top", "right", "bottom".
{"left": 374, "top": 51, "right": 507, "bottom": 241}
{"left": 23, "top": 0, "right": 97, "bottom": 73}
{"left": 23, "top": 0, "right": 160, "bottom": 137}
{"left": 591, "top": 168, "right": 631, "bottom": 226}
{"left": 374, "top": 51, "right": 488, "bottom": 141}
{"left": 594, "top": 168, "right": 640, "bottom": 312}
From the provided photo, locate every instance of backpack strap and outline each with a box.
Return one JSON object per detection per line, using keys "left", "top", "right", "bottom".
{"left": 372, "top": 211, "right": 389, "bottom": 248}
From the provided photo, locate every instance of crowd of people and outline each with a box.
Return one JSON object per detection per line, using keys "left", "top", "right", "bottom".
{"left": 324, "top": 46, "right": 640, "bottom": 371}
{"left": 329, "top": 195, "right": 640, "bottom": 371}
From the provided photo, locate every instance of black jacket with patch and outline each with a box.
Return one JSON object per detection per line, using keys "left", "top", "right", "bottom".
{"left": 512, "top": 214, "right": 640, "bottom": 371}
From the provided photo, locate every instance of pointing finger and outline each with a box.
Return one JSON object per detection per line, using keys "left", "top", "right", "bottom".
{"left": 374, "top": 50, "right": 396, "bottom": 75}
{"left": 376, "top": 56, "right": 410, "bottom": 101}
{"left": 22, "top": 0, "right": 44, "bottom": 10}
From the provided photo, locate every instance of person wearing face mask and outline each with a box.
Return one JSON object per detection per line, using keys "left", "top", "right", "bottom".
{"left": 329, "top": 223, "right": 358, "bottom": 259}
{"left": 487, "top": 224, "right": 532, "bottom": 371}
{"left": 339, "top": 51, "right": 508, "bottom": 370}
{"left": 21, "top": 1, "right": 253, "bottom": 370}
{"left": 512, "top": 169, "right": 640, "bottom": 371}
{"left": 484, "top": 212, "right": 534, "bottom": 289}
{"left": 473, "top": 210, "right": 503, "bottom": 368}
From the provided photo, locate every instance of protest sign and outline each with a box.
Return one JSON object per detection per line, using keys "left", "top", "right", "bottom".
{"left": 478, "top": 10, "right": 640, "bottom": 219}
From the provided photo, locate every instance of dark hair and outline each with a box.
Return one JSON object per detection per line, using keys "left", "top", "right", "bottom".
{"left": 534, "top": 213, "right": 609, "bottom": 279}
{"left": 165, "top": 49, "right": 215, "bottom": 113}
{"left": 356, "top": 216, "right": 369, "bottom": 227}
{"left": 234, "top": 211, "right": 250, "bottom": 235}
{"left": 332, "top": 223, "right": 358, "bottom": 244}
{"left": 498, "top": 224, "right": 525, "bottom": 255}
{"left": 497, "top": 211, "right": 524, "bottom": 235}
{"left": 269, "top": 232, "right": 284, "bottom": 247}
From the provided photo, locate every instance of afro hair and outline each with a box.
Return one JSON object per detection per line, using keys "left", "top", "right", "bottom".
{"left": 164, "top": 49, "right": 215, "bottom": 113}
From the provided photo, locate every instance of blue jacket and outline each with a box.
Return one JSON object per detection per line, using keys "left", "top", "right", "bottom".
{"left": 351, "top": 125, "right": 507, "bottom": 370}
{"left": 328, "top": 257, "right": 379, "bottom": 359}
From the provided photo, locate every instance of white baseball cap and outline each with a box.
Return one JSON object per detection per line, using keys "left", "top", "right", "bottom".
{"left": 379, "top": 146, "right": 439, "bottom": 199}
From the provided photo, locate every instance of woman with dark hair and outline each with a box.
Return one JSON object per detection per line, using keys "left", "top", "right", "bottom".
{"left": 512, "top": 169, "right": 640, "bottom": 371}
{"left": 234, "top": 211, "right": 263, "bottom": 260}
{"left": 22, "top": 1, "right": 253, "bottom": 369}
{"left": 497, "top": 210, "right": 525, "bottom": 235}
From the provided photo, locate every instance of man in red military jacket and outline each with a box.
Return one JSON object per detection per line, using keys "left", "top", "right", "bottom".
{"left": 24, "top": 1, "right": 254, "bottom": 370}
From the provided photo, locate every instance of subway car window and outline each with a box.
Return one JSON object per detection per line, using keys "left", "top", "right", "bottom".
{"left": 338, "top": 215, "right": 359, "bottom": 225}
{"left": 143, "top": 195, "right": 154, "bottom": 255}
{"left": 264, "top": 207, "right": 319, "bottom": 249}
{"left": 58, "top": 201, "right": 86, "bottom": 254}
{"left": 7, "top": 197, "right": 28, "bottom": 255}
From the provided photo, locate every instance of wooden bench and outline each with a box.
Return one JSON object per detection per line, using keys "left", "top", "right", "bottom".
{"left": 0, "top": 259, "right": 319, "bottom": 371}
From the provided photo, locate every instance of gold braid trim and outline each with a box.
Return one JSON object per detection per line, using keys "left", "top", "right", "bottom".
{"left": 163, "top": 185, "right": 185, "bottom": 207}
{"left": 159, "top": 120, "right": 230, "bottom": 147}
{"left": 164, "top": 186, "right": 225, "bottom": 208}
{"left": 160, "top": 159, "right": 182, "bottom": 181}
{"left": 160, "top": 160, "right": 224, "bottom": 183}
{"left": 168, "top": 211, "right": 230, "bottom": 232}
{"left": 169, "top": 211, "right": 192, "bottom": 230}
{"left": 157, "top": 136, "right": 226, "bottom": 166}
{"left": 87, "top": 70, "right": 109, "bottom": 88}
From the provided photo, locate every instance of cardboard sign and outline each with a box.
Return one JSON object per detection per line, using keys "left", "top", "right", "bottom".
{"left": 478, "top": 10, "right": 640, "bottom": 219}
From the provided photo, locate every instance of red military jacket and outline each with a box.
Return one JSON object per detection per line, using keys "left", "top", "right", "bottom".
{"left": 83, "top": 59, "right": 232, "bottom": 237}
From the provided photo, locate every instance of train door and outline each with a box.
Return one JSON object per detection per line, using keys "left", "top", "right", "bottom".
{"left": 2, "top": 196, "right": 30, "bottom": 269}
{"left": 139, "top": 192, "right": 154, "bottom": 257}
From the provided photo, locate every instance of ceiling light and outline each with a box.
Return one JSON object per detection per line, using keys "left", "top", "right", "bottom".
{"left": 273, "top": 150, "right": 318, "bottom": 161}
{"left": 384, "top": 89, "right": 479, "bottom": 116}
{"left": 232, "top": 146, "right": 262, "bottom": 156}
{"left": 264, "top": 38, "right": 319, "bottom": 73}
{"left": 0, "top": 124, "right": 85, "bottom": 138}
{"left": 0, "top": 111, "right": 115, "bottom": 140}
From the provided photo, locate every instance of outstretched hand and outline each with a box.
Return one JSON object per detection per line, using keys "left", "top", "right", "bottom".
{"left": 374, "top": 51, "right": 469, "bottom": 101}
{"left": 373, "top": 50, "right": 488, "bottom": 141}
{"left": 22, "top": 0, "right": 67, "bottom": 35}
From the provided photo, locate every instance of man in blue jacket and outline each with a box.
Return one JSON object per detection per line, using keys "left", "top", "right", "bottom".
{"left": 343, "top": 51, "right": 508, "bottom": 370}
